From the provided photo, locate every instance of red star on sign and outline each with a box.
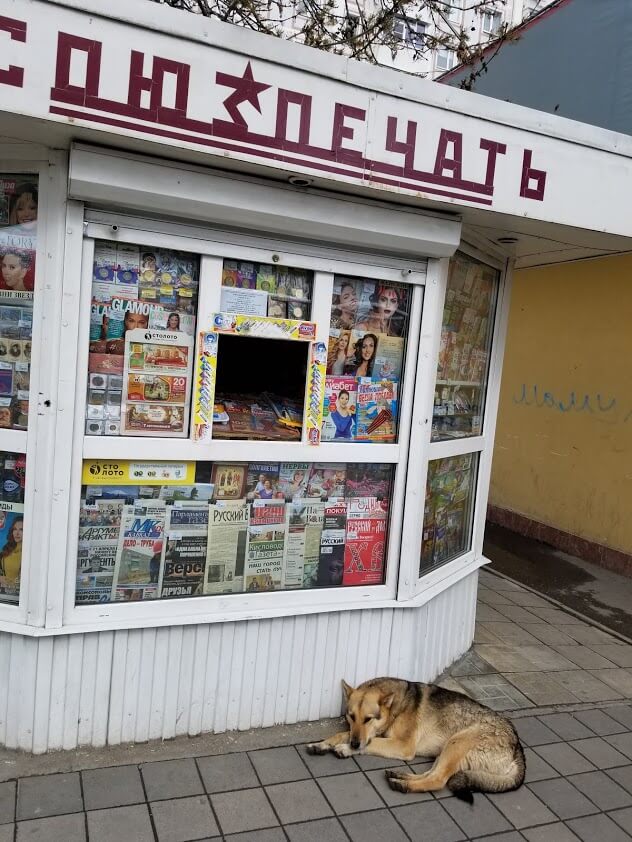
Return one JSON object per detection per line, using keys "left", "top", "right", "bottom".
{"left": 216, "top": 62, "right": 271, "bottom": 127}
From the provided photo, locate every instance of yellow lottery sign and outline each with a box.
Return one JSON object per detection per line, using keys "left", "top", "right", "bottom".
{"left": 82, "top": 460, "right": 195, "bottom": 486}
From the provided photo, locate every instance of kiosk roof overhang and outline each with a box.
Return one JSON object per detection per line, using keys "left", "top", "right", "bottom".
{"left": 2, "top": 0, "right": 632, "bottom": 267}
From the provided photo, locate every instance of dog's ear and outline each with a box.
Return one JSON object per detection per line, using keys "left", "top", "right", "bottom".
{"left": 382, "top": 692, "right": 395, "bottom": 710}
{"left": 341, "top": 679, "right": 354, "bottom": 702}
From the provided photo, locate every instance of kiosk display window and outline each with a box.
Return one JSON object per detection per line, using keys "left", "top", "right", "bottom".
{"left": 221, "top": 258, "right": 313, "bottom": 320}
{"left": 324, "top": 276, "right": 410, "bottom": 443}
{"left": 0, "top": 176, "right": 37, "bottom": 432}
{"left": 0, "top": 450, "right": 26, "bottom": 605}
{"left": 75, "top": 459, "right": 394, "bottom": 604}
{"left": 86, "top": 241, "right": 200, "bottom": 437}
{"left": 420, "top": 453, "right": 477, "bottom": 575}
{"left": 432, "top": 253, "right": 499, "bottom": 441}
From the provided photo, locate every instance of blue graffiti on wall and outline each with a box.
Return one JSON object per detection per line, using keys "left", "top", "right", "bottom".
{"left": 512, "top": 384, "right": 630, "bottom": 422}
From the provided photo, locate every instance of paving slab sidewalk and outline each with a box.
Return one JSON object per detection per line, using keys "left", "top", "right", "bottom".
{"left": 1, "top": 567, "right": 632, "bottom": 841}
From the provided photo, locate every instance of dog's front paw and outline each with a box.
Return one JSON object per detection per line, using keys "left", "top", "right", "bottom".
{"left": 385, "top": 769, "right": 412, "bottom": 792}
{"left": 333, "top": 743, "right": 354, "bottom": 758}
{"left": 306, "top": 742, "right": 331, "bottom": 755}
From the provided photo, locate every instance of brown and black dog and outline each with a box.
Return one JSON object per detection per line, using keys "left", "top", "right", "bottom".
{"left": 307, "top": 677, "right": 525, "bottom": 803}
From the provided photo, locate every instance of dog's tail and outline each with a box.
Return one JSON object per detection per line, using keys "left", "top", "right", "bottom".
{"left": 447, "top": 745, "right": 526, "bottom": 804}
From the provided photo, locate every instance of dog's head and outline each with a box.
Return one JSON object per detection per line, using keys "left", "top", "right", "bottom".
{"left": 342, "top": 679, "right": 395, "bottom": 751}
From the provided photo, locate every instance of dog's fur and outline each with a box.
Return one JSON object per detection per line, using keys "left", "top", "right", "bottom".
{"left": 306, "top": 677, "right": 525, "bottom": 803}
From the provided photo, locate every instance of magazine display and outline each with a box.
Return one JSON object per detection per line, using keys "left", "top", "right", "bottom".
{"left": 244, "top": 500, "right": 286, "bottom": 592}
{"left": 421, "top": 454, "right": 474, "bottom": 570}
{"left": 245, "top": 463, "right": 280, "bottom": 500}
{"left": 121, "top": 329, "right": 193, "bottom": 436}
{"left": 321, "top": 377, "right": 357, "bottom": 441}
{"left": 160, "top": 505, "right": 209, "bottom": 598}
{"left": 221, "top": 258, "right": 313, "bottom": 321}
{"left": 277, "top": 463, "right": 309, "bottom": 499}
{"left": 87, "top": 241, "right": 199, "bottom": 437}
{"left": 343, "top": 497, "right": 388, "bottom": 586}
{"left": 76, "top": 500, "right": 124, "bottom": 603}
{"left": 211, "top": 464, "right": 247, "bottom": 499}
{"left": 355, "top": 378, "right": 398, "bottom": 442}
{"left": 433, "top": 254, "right": 498, "bottom": 440}
{"left": 306, "top": 463, "right": 347, "bottom": 499}
{"left": 283, "top": 500, "right": 327, "bottom": 588}
{"left": 205, "top": 499, "right": 249, "bottom": 594}
{"left": 111, "top": 501, "right": 166, "bottom": 601}
{"left": 0, "top": 176, "right": 37, "bottom": 431}
{"left": 0, "top": 499, "right": 24, "bottom": 604}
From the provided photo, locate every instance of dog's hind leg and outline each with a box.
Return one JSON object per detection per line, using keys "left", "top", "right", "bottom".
{"left": 306, "top": 731, "right": 350, "bottom": 755}
{"left": 386, "top": 728, "right": 480, "bottom": 794}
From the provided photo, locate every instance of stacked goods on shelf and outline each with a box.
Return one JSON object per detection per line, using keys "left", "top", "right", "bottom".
{"left": 221, "top": 260, "right": 313, "bottom": 320}
{"left": 76, "top": 462, "right": 394, "bottom": 604}
{"left": 87, "top": 242, "right": 199, "bottom": 436}
{"left": 323, "top": 276, "right": 409, "bottom": 443}
{"left": 212, "top": 393, "right": 302, "bottom": 441}
{"left": 421, "top": 454, "right": 474, "bottom": 570}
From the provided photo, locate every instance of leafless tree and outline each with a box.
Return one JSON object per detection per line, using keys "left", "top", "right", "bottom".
{"left": 150, "top": 0, "right": 537, "bottom": 87}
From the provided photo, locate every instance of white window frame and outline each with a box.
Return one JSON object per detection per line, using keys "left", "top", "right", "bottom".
{"left": 393, "top": 16, "right": 426, "bottom": 49}
{"left": 481, "top": 9, "right": 502, "bottom": 35}
{"left": 0, "top": 147, "right": 67, "bottom": 630}
{"left": 435, "top": 48, "right": 456, "bottom": 71}
{"left": 445, "top": 0, "right": 463, "bottom": 23}
{"left": 398, "top": 244, "right": 512, "bottom": 605}
{"left": 52, "top": 212, "right": 432, "bottom": 632}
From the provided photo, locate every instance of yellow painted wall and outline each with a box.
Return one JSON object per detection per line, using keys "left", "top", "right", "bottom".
{"left": 490, "top": 253, "right": 632, "bottom": 554}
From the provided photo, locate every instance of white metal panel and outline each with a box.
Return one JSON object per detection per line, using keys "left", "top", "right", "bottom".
{"left": 0, "top": 575, "right": 476, "bottom": 752}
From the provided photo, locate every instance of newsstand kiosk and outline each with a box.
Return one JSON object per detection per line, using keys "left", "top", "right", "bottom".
{"left": 0, "top": 0, "right": 630, "bottom": 751}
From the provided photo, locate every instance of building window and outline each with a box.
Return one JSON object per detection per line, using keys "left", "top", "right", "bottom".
{"left": 445, "top": 0, "right": 463, "bottom": 23}
{"left": 481, "top": 10, "right": 502, "bottom": 35}
{"left": 393, "top": 16, "right": 426, "bottom": 49}
{"left": 435, "top": 48, "right": 456, "bottom": 71}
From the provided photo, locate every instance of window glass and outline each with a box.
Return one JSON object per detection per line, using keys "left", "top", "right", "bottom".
{"left": 76, "top": 459, "right": 394, "bottom": 604}
{"left": 221, "top": 259, "right": 313, "bottom": 320}
{"left": 323, "top": 276, "right": 410, "bottom": 443}
{"left": 0, "top": 450, "right": 26, "bottom": 604}
{"left": 0, "top": 176, "right": 38, "bottom": 431}
{"left": 420, "top": 453, "right": 477, "bottom": 575}
{"left": 432, "top": 252, "right": 499, "bottom": 441}
{"left": 87, "top": 242, "right": 200, "bottom": 437}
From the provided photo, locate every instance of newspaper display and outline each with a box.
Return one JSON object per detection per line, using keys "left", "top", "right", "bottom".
{"left": 122, "top": 329, "right": 194, "bottom": 436}
{"left": 244, "top": 500, "right": 286, "bottom": 592}
{"left": 316, "top": 502, "right": 346, "bottom": 587}
{"left": 111, "top": 501, "right": 166, "bottom": 601}
{"left": 343, "top": 497, "right": 388, "bottom": 586}
{"left": 204, "top": 499, "right": 249, "bottom": 594}
{"left": 76, "top": 500, "right": 124, "bottom": 603}
{"left": 283, "top": 500, "right": 325, "bottom": 588}
{"left": 160, "top": 505, "right": 209, "bottom": 598}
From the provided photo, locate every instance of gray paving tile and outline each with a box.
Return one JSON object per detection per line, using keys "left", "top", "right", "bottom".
{"left": 474, "top": 623, "right": 504, "bottom": 644}
{"left": 16, "top": 773, "right": 83, "bottom": 821}
{"left": 553, "top": 645, "right": 618, "bottom": 669}
{"left": 514, "top": 717, "right": 562, "bottom": 746}
{"left": 534, "top": 743, "right": 596, "bottom": 775}
{"left": 0, "top": 782, "right": 15, "bottom": 824}
{"left": 353, "top": 753, "right": 406, "bottom": 770}
{"left": 521, "top": 823, "right": 582, "bottom": 841}
{"left": 478, "top": 623, "right": 542, "bottom": 645}
{"left": 501, "top": 672, "right": 580, "bottom": 706}
{"left": 476, "top": 604, "right": 509, "bottom": 622}
{"left": 605, "top": 732, "right": 632, "bottom": 761}
{"left": 609, "top": 807, "right": 632, "bottom": 835}
{"left": 457, "top": 674, "right": 534, "bottom": 710}
{"left": 574, "top": 709, "right": 629, "bottom": 736}
{"left": 543, "top": 670, "right": 623, "bottom": 703}
{"left": 450, "top": 650, "right": 498, "bottom": 677}
{"left": 472, "top": 833, "right": 525, "bottom": 842}
{"left": 141, "top": 758, "right": 204, "bottom": 801}
{"left": 494, "top": 605, "right": 545, "bottom": 624}
{"left": 317, "top": 772, "right": 384, "bottom": 815}
{"left": 523, "top": 625, "right": 578, "bottom": 647}
{"left": 537, "top": 713, "right": 594, "bottom": 741}
{"left": 266, "top": 779, "right": 333, "bottom": 824}
{"left": 608, "top": 766, "right": 632, "bottom": 795}
{"left": 151, "top": 795, "right": 220, "bottom": 841}
{"left": 298, "top": 744, "right": 357, "bottom": 776}
{"left": 341, "top": 808, "right": 410, "bottom": 842}
{"left": 87, "top": 804, "right": 154, "bottom": 842}
{"left": 590, "top": 669, "right": 632, "bottom": 697}
{"left": 248, "top": 747, "right": 310, "bottom": 785}
{"left": 607, "top": 706, "right": 632, "bottom": 729}
{"left": 284, "top": 816, "right": 348, "bottom": 842}
{"left": 365, "top": 766, "right": 432, "bottom": 806}
{"left": 567, "top": 812, "right": 632, "bottom": 841}
{"left": 16, "top": 812, "right": 86, "bottom": 842}
{"left": 555, "top": 625, "right": 620, "bottom": 646}
{"left": 391, "top": 800, "right": 466, "bottom": 842}
{"left": 527, "top": 608, "right": 583, "bottom": 625}
{"left": 505, "top": 591, "right": 551, "bottom": 609}
{"left": 570, "top": 737, "right": 631, "bottom": 768}
{"left": 474, "top": 645, "right": 541, "bottom": 673}
{"left": 477, "top": 588, "right": 515, "bottom": 606}
{"left": 480, "top": 575, "right": 523, "bottom": 592}
{"left": 528, "top": 778, "right": 599, "bottom": 819}
{"left": 569, "top": 771, "right": 632, "bottom": 811}
{"left": 224, "top": 830, "right": 286, "bottom": 842}
{"left": 210, "top": 787, "right": 278, "bottom": 835}
{"left": 197, "top": 753, "right": 259, "bottom": 793}
{"left": 587, "top": 645, "right": 632, "bottom": 668}
{"left": 82, "top": 764, "right": 145, "bottom": 810}
{"left": 0, "top": 825, "right": 13, "bottom": 842}
{"left": 442, "top": 793, "right": 513, "bottom": 837}
{"left": 523, "top": 748, "right": 560, "bottom": 783}
{"left": 516, "top": 645, "right": 579, "bottom": 671}
{"left": 487, "top": 787, "right": 557, "bottom": 829}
